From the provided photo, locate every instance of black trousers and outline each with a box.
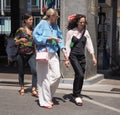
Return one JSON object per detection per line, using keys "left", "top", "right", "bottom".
{"left": 69, "top": 54, "right": 86, "bottom": 97}
{"left": 17, "top": 54, "right": 37, "bottom": 88}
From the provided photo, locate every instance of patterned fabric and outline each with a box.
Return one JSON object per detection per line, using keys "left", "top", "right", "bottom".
{"left": 14, "top": 27, "right": 34, "bottom": 54}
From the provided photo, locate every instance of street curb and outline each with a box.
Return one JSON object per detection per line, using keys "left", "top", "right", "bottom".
{"left": 0, "top": 74, "right": 104, "bottom": 86}
{"left": 60, "top": 74, "right": 104, "bottom": 85}
{"left": 83, "top": 74, "right": 104, "bottom": 85}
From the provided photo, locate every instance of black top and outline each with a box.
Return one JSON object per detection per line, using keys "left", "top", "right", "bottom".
{"left": 70, "top": 35, "right": 87, "bottom": 56}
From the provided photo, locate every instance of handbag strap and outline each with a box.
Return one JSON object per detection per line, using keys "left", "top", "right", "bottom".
{"left": 72, "top": 29, "right": 86, "bottom": 47}
{"left": 78, "top": 29, "right": 86, "bottom": 42}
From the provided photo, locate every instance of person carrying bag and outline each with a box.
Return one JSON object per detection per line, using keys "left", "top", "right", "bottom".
{"left": 36, "top": 46, "right": 48, "bottom": 62}
{"left": 14, "top": 13, "right": 38, "bottom": 97}
{"left": 33, "top": 8, "right": 69, "bottom": 109}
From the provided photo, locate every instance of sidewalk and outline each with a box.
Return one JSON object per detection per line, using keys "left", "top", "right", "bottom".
{"left": 0, "top": 72, "right": 120, "bottom": 94}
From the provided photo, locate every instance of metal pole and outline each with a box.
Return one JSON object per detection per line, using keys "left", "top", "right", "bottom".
{"left": 111, "top": 0, "right": 117, "bottom": 68}
{"left": 1, "top": 0, "right": 5, "bottom": 34}
{"left": 1, "top": 0, "right": 4, "bottom": 16}
{"left": 40, "top": 0, "right": 43, "bottom": 15}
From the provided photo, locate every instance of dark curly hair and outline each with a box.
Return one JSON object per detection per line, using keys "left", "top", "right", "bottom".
{"left": 67, "top": 14, "right": 87, "bottom": 30}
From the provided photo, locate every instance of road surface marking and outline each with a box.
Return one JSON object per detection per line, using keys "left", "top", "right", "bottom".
{"left": 84, "top": 98, "right": 120, "bottom": 113}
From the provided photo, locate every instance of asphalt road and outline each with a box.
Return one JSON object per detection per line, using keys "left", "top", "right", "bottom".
{"left": 0, "top": 65, "right": 120, "bottom": 115}
{"left": 0, "top": 81, "right": 120, "bottom": 115}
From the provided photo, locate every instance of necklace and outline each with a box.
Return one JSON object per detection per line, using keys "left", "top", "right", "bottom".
{"left": 47, "top": 21, "right": 53, "bottom": 33}
{"left": 49, "top": 25, "right": 53, "bottom": 33}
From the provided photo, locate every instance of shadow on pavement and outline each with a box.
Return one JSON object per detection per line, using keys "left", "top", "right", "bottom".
{"left": 0, "top": 56, "right": 31, "bottom": 74}
{"left": 98, "top": 69, "right": 120, "bottom": 80}
{"left": 0, "top": 63, "right": 31, "bottom": 74}
{"left": 35, "top": 96, "right": 65, "bottom": 107}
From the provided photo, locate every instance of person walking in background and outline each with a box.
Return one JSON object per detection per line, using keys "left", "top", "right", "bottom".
{"left": 33, "top": 8, "right": 68, "bottom": 109}
{"left": 6, "top": 32, "right": 17, "bottom": 67}
{"left": 14, "top": 13, "right": 38, "bottom": 97}
{"left": 65, "top": 14, "right": 97, "bottom": 106}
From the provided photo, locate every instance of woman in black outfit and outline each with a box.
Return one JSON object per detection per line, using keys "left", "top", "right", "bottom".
{"left": 65, "top": 14, "right": 97, "bottom": 106}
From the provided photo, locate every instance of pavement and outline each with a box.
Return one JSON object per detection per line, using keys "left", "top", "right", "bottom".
{"left": 0, "top": 66, "right": 120, "bottom": 115}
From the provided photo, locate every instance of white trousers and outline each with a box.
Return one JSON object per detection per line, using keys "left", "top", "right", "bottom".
{"left": 36, "top": 53, "right": 61, "bottom": 106}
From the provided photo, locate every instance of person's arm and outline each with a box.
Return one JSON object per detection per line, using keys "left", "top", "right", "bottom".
{"left": 63, "top": 30, "right": 74, "bottom": 67}
{"left": 85, "top": 30, "right": 97, "bottom": 66}
{"left": 14, "top": 28, "right": 27, "bottom": 45}
{"left": 61, "top": 48, "right": 70, "bottom": 67}
{"left": 33, "top": 20, "right": 50, "bottom": 45}
{"left": 65, "top": 31, "right": 72, "bottom": 57}
{"left": 15, "top": 38, "right": 27, "bottom": 45}
{"left": 55, "top": 26, "right": 70, "bottom": 67}
{"left": 91, "top": 53, "right": 97, "bottom": 66}
{"left": 33, "top": 20, "right": 60, "bottom": 46}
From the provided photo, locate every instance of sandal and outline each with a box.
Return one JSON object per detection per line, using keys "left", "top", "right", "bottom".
{"left": 42, "top": 105, "right": 53, "bottom": 109}
{"left": 51, "top": 101, "right": 54, "bottom": 106}
{"left": 19, "top": 88, "right": 25, "bottom": 96}
{"left": 32, "top": 88, "right": 38, "bottom": 97}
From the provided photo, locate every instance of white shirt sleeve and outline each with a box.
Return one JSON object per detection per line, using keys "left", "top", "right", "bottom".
{"left": 85, "top": 30, "right": 94, "bottom": 54}
{"left": 65, "top": 30, "right": 73, "bottom": 57}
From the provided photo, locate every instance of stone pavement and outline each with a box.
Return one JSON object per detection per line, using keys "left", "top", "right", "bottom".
{"left": 0, "top": 72, "right": 120, "bottom": 115}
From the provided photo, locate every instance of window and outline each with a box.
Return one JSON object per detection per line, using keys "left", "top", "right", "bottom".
{"left": 6, "top": 0, "right": 10, "bottom": 6}
{"left": 33, "top": 16, "right": 42, "bottom": 26}
{"left": 4, "top": 0, "right": 11, "bottom": 8}
{"left": 32, "top": 0, "right": 37, "bottom": 6}
{"left": 0, "top": 17, "right": 11, "bottom": 35}
{"left": 32, "top": 0, "right": 40, "bottom": 8}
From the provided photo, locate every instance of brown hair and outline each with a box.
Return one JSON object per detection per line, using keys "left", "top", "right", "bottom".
{"left": 23, "top": 13, "right": 33, "bottom": 23}
{"left": 67, "top": 14, "right": 87, "bottom": 30}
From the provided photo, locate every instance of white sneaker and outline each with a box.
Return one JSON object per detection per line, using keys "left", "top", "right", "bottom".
{"left": 75, "top": 97, "right": 83, "bottom": 106}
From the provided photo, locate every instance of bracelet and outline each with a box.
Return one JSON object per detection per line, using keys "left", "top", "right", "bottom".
{"left": 65, "top": 59, "right": 69, "bottom": 61}
{"left": 62, "top": 48, "right": 67, "bottom": 55}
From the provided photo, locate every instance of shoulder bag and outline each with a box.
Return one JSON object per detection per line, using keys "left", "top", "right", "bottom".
{"left": 36, "top": 48, "right": 48, "bottom": 63}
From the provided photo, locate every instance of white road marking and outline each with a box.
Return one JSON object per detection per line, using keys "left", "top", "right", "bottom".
{"left": 84, "top": 98, "right": 120, "bottom": 113}
{"left": 0, "top": 85, "right": 120, "bottom": 113}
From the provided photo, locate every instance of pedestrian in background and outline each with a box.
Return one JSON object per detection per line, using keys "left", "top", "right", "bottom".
{"left": 6, "top": 32, "right": 17, "bottom": 67}
{"left": 14, "top": 13, "right": 38, "bottom": 97}
{"left": 33, "top": 8, "right": 68, "bottom": 109}
{"left": 65, "top": 14, "right": 97, "bottom": 106}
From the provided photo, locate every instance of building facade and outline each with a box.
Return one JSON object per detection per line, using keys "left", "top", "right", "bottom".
{"left": 0, "top": 0, "right": 60, "bottom": 34}
{"left": 0, "top": 0, "right": 119, "bottom": 78}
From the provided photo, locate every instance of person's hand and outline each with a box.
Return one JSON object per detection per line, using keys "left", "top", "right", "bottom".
{"left": 20, "top": 38, "right": 28, "bottom": 43}
{"left": 93, "top": 57, "right": 97, "bottom": 66}
{"left": 62, "top": 49, "right": 70, "bottom": 68}
{"left": 47, "top": 37, "right": 61, "bottom": 43}
{"left": 53, "top": 37, "right": 61, "bottom": 43}
{"left": 65, "top": 60, "right": 70, "bottom": 68}
{"left": 62, "top": 48, "right": 69, "bottom": 61}
{"left": 91, "top": 53, "right": 97, "bottom": 66}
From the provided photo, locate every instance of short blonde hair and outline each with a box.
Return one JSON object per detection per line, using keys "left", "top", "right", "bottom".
{"left": 43, "top": 8, "right": 58, "bottom": 20}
